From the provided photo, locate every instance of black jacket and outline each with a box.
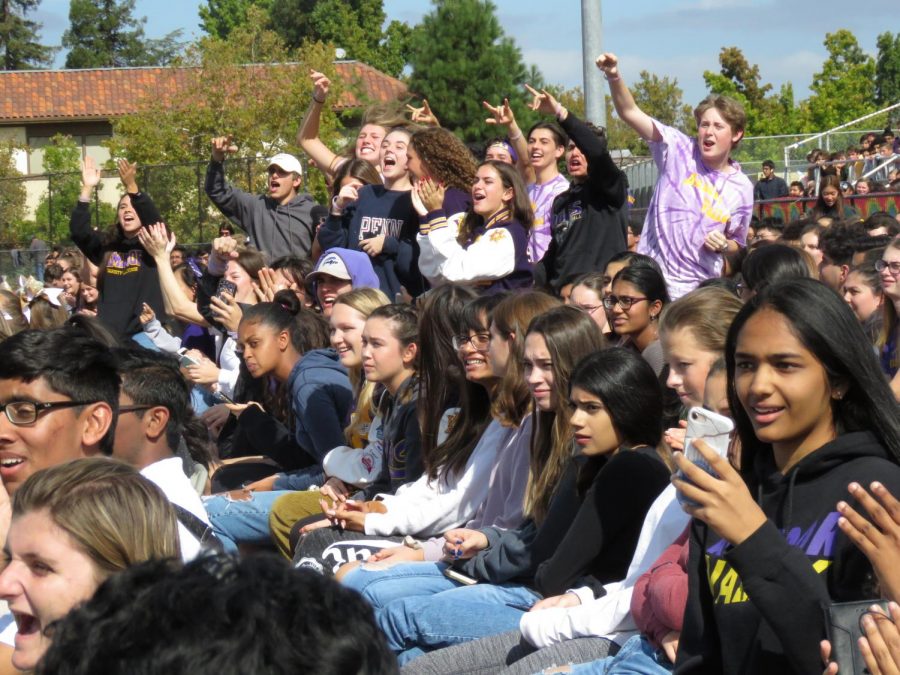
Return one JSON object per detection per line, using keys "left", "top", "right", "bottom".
{"left": 534, "top": 112, "right": 629, "bottom": 292}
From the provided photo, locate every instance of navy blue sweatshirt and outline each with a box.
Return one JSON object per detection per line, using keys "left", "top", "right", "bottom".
{"left": 318, "top": 185, "right": 424, "bottom": 298}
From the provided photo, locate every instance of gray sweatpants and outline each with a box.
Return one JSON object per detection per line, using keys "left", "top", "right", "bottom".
{"left": 401, "top": 629, "right": 615, "bottom": 674}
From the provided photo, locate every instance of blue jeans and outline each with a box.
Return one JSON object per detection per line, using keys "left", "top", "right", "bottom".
{"left": 376, "top": 582, "right": 541, "bottom": 665}
{"left": 203, "top": 490, "right": 289, "bottom": 553}
{"left": 568, "top": 635, "right": 673, "bottom": 674}
{"left": 203, "top": 466, "right": 325, "bottom": 552}
{"left": 342, "top": 561, "right": 457, "bottom": 609}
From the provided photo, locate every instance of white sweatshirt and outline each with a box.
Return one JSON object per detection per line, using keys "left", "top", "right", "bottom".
{"left": 519, "top": 484, "right": 690, "bottom": 648}
{"left": 363, "top": 418, "right": 515, "bottom": 537}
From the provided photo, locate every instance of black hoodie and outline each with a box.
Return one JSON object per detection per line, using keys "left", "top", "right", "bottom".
{"left": 676, "top": 431, "right": 900, "bottom": 674}
{"left": 69, "top": 192, "right": 166, "bottom": 338}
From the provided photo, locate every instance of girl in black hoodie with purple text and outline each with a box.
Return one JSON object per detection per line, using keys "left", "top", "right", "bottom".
{"left": 672, "top": 278, "right": 900, "bottom": 674}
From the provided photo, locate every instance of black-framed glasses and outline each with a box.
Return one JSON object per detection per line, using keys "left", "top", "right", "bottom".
{"left": 2, "top": 400, "right": 98, "bottom": 426}
{"left": 118, "top": 404, "right": 154, "bottom": 415}
{"left": 452, "top": 332, "right": 491, "bottom": 351}
{"left": 876, "top": 259, "right": 900, "bottom": 275}
{"left": 602, "top": 295, "right": 648, "bottom": 311}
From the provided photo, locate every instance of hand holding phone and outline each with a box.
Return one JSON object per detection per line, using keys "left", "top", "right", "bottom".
{"left": 676, "top": 407, "right": 734, "bottom": 507}
{"left": 215, "top": 278, "right": 237, "bottom": 301}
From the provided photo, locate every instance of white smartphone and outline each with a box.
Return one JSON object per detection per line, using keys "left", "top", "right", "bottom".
{"left": 177, "top": 348, "right": 200, "bottom": 368}
{"left": 443, "top": 566, "right": 478, "bottom": 586}
{"left": 677, "top": 407, "right": 734, "bottom": 507}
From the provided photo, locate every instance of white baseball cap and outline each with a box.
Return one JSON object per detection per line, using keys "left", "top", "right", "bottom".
{"left": 267, "top": 153, "right": 304, "bottom": 177}
{"left": 307, "top": 252, "right": 351, "bottom": 281}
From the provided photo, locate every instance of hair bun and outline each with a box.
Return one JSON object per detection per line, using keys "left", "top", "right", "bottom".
{"left": 273, "top": 289, "right": 301, "bottom": 316}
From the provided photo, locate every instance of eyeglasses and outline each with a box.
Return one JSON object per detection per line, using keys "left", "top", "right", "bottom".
{"left": 574, "top": 304, "right": 603, "bottom": 316}
{"left": 452, "top": 332, "right": 491, "bottom": 351}
{"left": 876, "top": 259, "right": 900, "bottom": 275}
{"left": 602, "top": 295, "right": 648, "bottom": 311}
{"left": 119, "top": 404, "right": 154, "bottom": 415}
{"left": 1, "top": 400, "right": 97, "bottom": 426}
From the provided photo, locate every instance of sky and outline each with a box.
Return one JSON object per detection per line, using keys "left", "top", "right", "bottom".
{"left": 31, "top": 0, "right": 895, "bottom": 107}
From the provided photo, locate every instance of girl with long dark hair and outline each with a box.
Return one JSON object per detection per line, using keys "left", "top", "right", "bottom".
{"left": 673, "top": 278, "right": 900, "bottom": 673}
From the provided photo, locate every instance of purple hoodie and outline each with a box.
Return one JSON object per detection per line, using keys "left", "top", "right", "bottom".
{"left": 310, "top": 247, "right": 380, "bottom": 290}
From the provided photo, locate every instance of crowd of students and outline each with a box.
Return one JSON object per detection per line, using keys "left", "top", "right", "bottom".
{"left": 0, "top": 50, "right": 900, "bottom": 674}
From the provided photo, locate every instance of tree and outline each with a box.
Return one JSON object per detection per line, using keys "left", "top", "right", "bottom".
{"left": 0, "top": 0, "right": 55, "bottom": 69}
{"left": 31, "top": 135, "right": 115, "bottom": 242}
{"left": 407, "top": 0, "right": 539, "bottom": 143}
{"left": 875, "top": 31, "right": 900, "bottom": 107}
{"left": 802, "top": 30, "right": 876, "bottom": 131}
{"left": 605, "top": 71, "right": 692, "bottom": 155}
{"left": 267, "top": 0, "right": 411, "bottom": 78}
{"left": 107, "top": 8, "right": 343, "bottom": 242}
{"left": 703, "top": 46, "right": 803, "bottom": 140}
{"left": 198, "top": 0, "right": 271, "bottom": 40}
{"left": 62, "top": 0, "right": 183, "bottom": 68}
{"left": 0, "top": 141, "right": 28, "bottom": 244}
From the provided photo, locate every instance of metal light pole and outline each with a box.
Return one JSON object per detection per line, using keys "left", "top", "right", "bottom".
{"left": 582, "top": 0, "right": 606, "bottom": 128}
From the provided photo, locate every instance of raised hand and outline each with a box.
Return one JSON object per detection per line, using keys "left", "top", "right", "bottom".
{"left": 212, "top": 235, "right": 239, "bottom": 260}
{"left": 525, "top": 84, "right": 564, "bottom": 118}
{"left": 837, "top": 481, "right": 900, "bottom": 603}
{"left": 254, "top": 267, "right": 290, "bottom": 303}
{"left": 139, "top": 302, "right": 156, "bottom": 325}
{"left": 417, "top": 177, "right": 445, "bottom": 213}
{"left": 595, "top": 53, "right": 620, "bottom": 78}
{"left": 483, "top": 98, "right": 516, "bottom": 127}
{"left": 137, "top": 222, "right": 175, "bottom": 261}
{"left": 211, "top": 135, "right": 238, "bottom": 162}
{"left": 81, "top": 156, "right": 102, "bottom": 190}
{"left": 406, "top": 99, "right": 440, "bottom": 127}
{"left": 310, "top": 69, "right": 330, "bottom": 102}
{"left": 334, "top": 183, "right": 361, "bottom": 212}
{"left": 117, "top": 158, "right": 139, "bottom": 193}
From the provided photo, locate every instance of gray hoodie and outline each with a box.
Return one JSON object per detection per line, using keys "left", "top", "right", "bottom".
{"left": 205, "top": 160, "right": 318, "bottom": 259}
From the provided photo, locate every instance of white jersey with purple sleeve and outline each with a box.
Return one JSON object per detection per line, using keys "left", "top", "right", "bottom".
{"left": 637, "top": 121, "right": 753, "bottom": 299}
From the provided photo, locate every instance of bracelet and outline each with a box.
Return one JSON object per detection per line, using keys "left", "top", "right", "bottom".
{"left": 605, "top": 73, "right": 621, "bottom": 82}
{"left": 402, "top": 535, "right": 422, "bottom": 550}
{"left": 312, "top": 95, "right": 326, "bottom": 104}
{"left": 508, "top": 131, "right": 522, "bottom": 142}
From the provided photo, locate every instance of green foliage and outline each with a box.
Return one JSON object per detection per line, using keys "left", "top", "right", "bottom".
{"left": 30, "top": 135, "right": 115, "bottom": 242}
{"left": 0, "top": 141, "right": 28, "bottom": 245}
{"left": 107, "top": 8, "right": 342, "bottom": 242}
{"left": 198, "top": 0, "right": 271, "bottom": 40}
{"left": 802, "top": 30, "right": 876, "bottom": 132}
{"left": 605, "top": 71, "right": 693, "bottom": 155}
{"left": 0, "top": 0, "right": 56, "bottom": 69}
{"left": 266, "top": 0, "right": 411, "bottom": 78}
{"left": 62, "top": 0, "right": 183, "bottom": 68}
{"left": 875, "top": 32, "right": 900, "bottom": 107}
{"left": 407, "top": 0, "right": 540, "bottom": 143}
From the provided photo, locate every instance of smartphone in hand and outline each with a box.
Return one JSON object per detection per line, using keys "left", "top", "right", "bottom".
{"left": 676, "top": 407, "right": 734, "bottom": 507}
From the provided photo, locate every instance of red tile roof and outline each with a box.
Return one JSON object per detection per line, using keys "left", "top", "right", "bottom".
{"left": 0, "top": 61, "right": 407, "bottom": 124}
